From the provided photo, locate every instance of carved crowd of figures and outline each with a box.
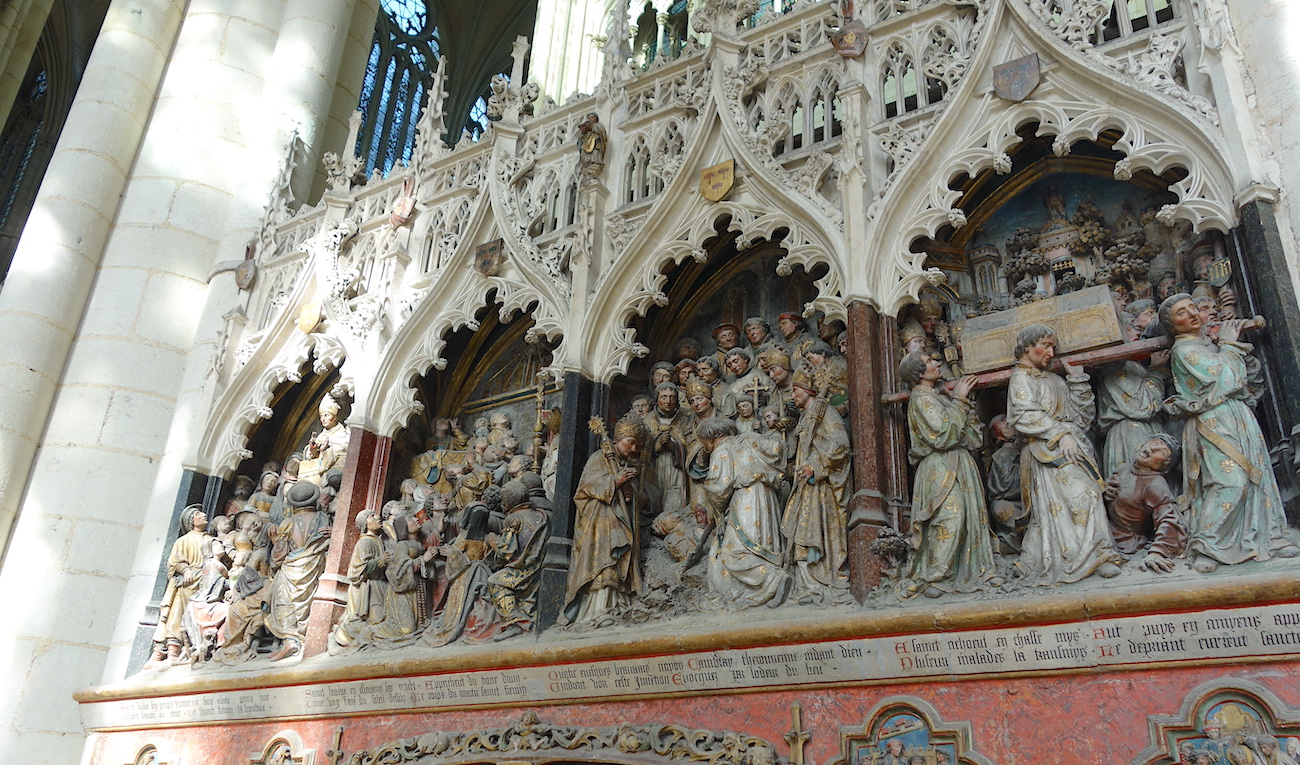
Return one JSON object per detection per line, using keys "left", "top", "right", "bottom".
{"left": 564, "top": 312, "right": 855, "bottom": 625}
{"left": 150, "top": 394, "right": 349, "bottom": 665}
{"left": 148, "top": 263, "right": 1298, "bottom": 664}
{"left": 892, "top": 284, "right": 1298, "bottom": 599}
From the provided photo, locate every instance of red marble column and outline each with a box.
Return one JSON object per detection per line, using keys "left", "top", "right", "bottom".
{"left": 303, "top": 427, "right": 391, "bottom": 656}
{"left": 843, "top": 300, "right": 909, "bottom": 602}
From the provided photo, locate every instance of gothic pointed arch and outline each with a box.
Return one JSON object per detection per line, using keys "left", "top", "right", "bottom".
{"left": 583, "top": 106, "right": 846, "bottom": 385}
{"left": 858, "top": 0, "right": 1243, "bottom": 317}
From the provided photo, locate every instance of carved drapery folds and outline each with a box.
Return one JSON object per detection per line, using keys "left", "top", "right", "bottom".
{"left": 347, "top": 712, "right": 780, "bottom": 765}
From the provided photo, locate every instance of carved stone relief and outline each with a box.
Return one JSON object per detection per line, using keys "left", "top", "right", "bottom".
{"left": 825, "top": 699, "right": 995, "bottom": 765}
{"left": 1133, "top": 680, "right": 1300, "bottom": 765}
{"left": 346, "top": 712, "right": 780, "bottom": 765}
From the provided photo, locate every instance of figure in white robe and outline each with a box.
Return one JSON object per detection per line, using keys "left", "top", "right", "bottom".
{"left": 1007, "top": 325, "right": 1122, "bottom": 584}
{"left": 695, "top": 419, "right": 791, "bottom": 609}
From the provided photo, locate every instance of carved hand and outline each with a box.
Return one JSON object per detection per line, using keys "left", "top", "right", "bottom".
{"left": 616, "top": 467, "right": 638, "bottom": 487}
{"left": 1140, "top": 552, "right": 1176, "bottom": 573}
{"left": 1059, "top": 434, "right": 1085, "bottom": 465}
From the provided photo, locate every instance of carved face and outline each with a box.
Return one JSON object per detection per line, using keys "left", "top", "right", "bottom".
{"left": 631, "top": 398, "right": 651, "bottom": 417}
{"left": 652, "top": 368, "right": 673, "bottom": 387}
{"left": 1134, "top": 307, "right": 1157, "bottom": 331}
{"left": 690, "top": 394, "right": 713, "bottom": 416}
{"left": 1168, "top": 298, "right": 1203, "bottom": 336}
{"left": 886, "top": 740, "right": 903, "bottom": 756}
{"left": 778, "top": 317, "right": 799, "bottom": 339}
{"left": 433, "top": 418, "right": 451, "bottom": 436}
{"left": 763, "top": 409, "right": 779, "bottom": 429}
{"left": 367, "top": 512, "right": 382, "bottom": 533}
{"left": 1135, "top": 438, "right": 1172, "bottom": 473}
{"left": 736, "top": 400, "right": 754, "bottom": 418}
{"left": 320, "top": 410, "right": 338, "bottom": 429}
{"left": 614, "top": 435, "right": 640, "bottom": 459}
{"left": 805, "top": 351, "right": 825, "bottom": 367}
{"left": 261, "top": 473, "right": 278, "bottom": 493}
{"left": 1022, "top": 334, "right": 1057, "bottom": 369}
{"left": 769, "top": 365, "right": 790, "bottom": 385}
{"left": 657, "top": 388, "right": 678, "bottom": 414}
{"left": 678, "top": 365, "right": 697, "bottom": 385}
{"left": 726, "top": 353, "right": 749, "bottom": 377}
{"left": 920, "top": 315, "right": 939, "bottom": 334}
{"left": 1196, "top": 299, "right": 1219, "bottom": 326}
{"left": 746, "top": 324, "right": 767, "bottom": 344}
{"left": 904, "top": 336, "right": 926, "bottom": 353}
{"left": 192, "top": 512, "right": 208, "bottom": 533}
{"left": 716, "top": 328, "right": 739, "bottom": 349}
{"left": 921, "top": 356, "right": 943, "bottom": 383}
{"left": 791, "top": 385, "right": 812, "bottom": 408}
{"left": 696, "top": 361, "right": 719, "bottom": 383}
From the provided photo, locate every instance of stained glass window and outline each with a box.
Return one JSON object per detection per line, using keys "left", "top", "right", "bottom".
{"left": 355, "top": 0, "right": 440, "bottom": 176}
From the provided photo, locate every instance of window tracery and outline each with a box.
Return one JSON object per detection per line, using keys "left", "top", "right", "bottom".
{"left": 356, "top": 0, "right": 441, "bottom": 176}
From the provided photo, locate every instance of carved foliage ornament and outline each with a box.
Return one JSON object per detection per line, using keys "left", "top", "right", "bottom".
{"left": 346, "top": 712, "right": 780, "bottom": 765}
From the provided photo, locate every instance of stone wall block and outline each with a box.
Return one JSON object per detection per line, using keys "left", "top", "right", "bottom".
{"left": 166, "top": 182, "right": 235, "bottom": 243}
{"left": 221, "top": 16, "right": 279, "bottom": 77}
{"left": 27, "top": 448, "right": 159, "bottom": 526}
{"left": 104, "top": 176, "right": 175, "bottom": 229}
{"left": 25, "top": 147, "right": 130, "bottom": 221}
{"left": 66, "top": 520, "right": 145, "bottom": 579}
{"left": 97, "top": 390, "right": 178, "bottom": 456}
{"left": 0, "top": 313, "right": 76, "bottom": 385}
{"left": 38, "top": 386, "right": 114, "bottom": 447}
{"left": 0, "top": 383, "right": 51, "bottom": 449}
{"left": 75, "top": 268, "right": 148, "bottom": 339}
{"left": 98, "top": 1, "right": 185, "bottom": 59}
{"left": 133, "top": 272, "right": 207, "bottom": 350}
{"left": 17, "top": 641, "right": 111, "bottom": 734}
{"left": 75, "top": 65, "right": 156, "bottom": 121}
{"left": 7, "top": 571, "right": 126, "bottom": 645}
{"left": 53, "top": 101, "right": 147, "bottom": 170}
{"left": 0, "top": 638, "right": 36, "bottom": 726}
{"left": 0, "top": 516, "right": 73, "bottom": 590}
{"left": 99, "top": 227, "right": 216, "bottom": 275}
{"left": 0, "top": 729, "right": 84, "bottom": 765}
{"left": 60, "top": 337, "right": 185, "bottom": 398}
{"left": 0, "top": 230, "right": 102, "bottom": 329}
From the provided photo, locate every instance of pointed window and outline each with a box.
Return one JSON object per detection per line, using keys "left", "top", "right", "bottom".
{"left": 356, "top": 0, "right": 441, "bottom": 176}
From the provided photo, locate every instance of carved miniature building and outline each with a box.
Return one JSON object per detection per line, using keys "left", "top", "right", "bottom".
{"left": 3, "top": 1, "right": 1300, "bottom": 764}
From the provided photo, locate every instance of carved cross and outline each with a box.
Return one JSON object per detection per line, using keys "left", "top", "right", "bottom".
{"left": 785, "top": 703, "right": 810, "bottom": 765}
{"left": 741, "top": 376, "right": 769, "bottom": 410}
{"left": 326, "top": 726, "right": 345, "bottom": 765}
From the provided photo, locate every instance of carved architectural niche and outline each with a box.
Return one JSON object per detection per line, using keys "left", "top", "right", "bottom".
{"left": 1133, "top": 680, "right": 1300, "bottom": 765}
{"left": 251, "top": 731, "right": 315, "bottom": 765}
{"left": 126, "top": 745, "right": 173, "bottom": 765}
{"left": 346, "top": 711, "right": 780, "bottom": 765}
{"left": 825, "top": 699, "right": 994, "bottom": 765}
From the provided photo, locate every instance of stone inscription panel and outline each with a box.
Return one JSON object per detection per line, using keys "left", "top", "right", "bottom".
{"left": 82, "top": 604, "right": 1300, "bottom": 730}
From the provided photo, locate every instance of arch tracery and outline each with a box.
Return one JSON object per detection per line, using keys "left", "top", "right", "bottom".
{"left": 861, "top": 0, "right": 1244, "bottom": 316}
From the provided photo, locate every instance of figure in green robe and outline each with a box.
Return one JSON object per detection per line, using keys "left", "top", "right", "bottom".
{"left": 898, "top": 352, "right": 999, "bottom": 597}
{"left": 1159, "top": 294, "right": 1299, "bottom": 572}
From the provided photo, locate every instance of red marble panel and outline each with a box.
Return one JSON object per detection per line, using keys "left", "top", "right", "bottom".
{"left": 86, "top": 661, "right": 1300, "bottom": 765}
